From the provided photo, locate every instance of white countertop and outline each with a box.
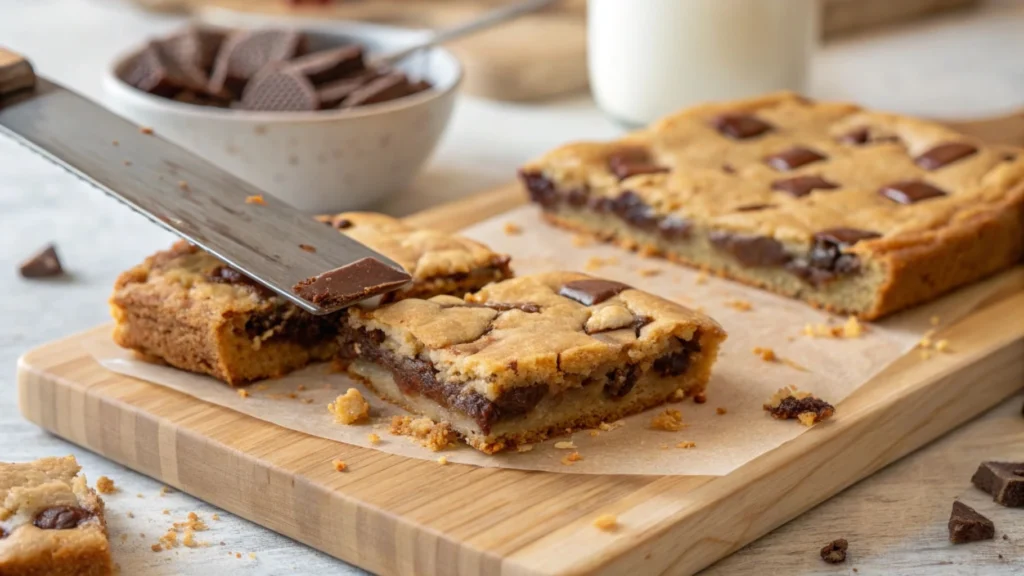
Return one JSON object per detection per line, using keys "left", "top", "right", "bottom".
{"left": 1, "top": 0, "right": 1022, "bottom": 574}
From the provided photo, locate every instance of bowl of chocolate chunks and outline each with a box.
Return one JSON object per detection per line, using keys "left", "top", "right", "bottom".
{"left": 105, "top": 22, "right": 461, "bottom": 213}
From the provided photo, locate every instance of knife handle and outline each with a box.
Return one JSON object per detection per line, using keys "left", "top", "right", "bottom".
{"left": 0, "top": 47, "right": 36, "bottom": 97}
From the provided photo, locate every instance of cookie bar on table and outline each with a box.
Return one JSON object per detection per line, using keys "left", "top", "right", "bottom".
{"left": 520, "top": 92, "right": 1024, "bottom": 320}
{"left": 338, "top": 272, "right": 726, "bottom": 454}
{"left": 111, "top": 212, "right": 512, "bottom": 385}
{"left": 0, "top": 456, "right": 112, "bottom": 576}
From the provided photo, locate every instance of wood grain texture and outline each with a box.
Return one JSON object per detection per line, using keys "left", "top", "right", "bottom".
{"left": 15, "top": 183, "right": 1024, "bottom": 575}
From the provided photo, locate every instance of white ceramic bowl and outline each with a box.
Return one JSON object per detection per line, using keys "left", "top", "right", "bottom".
{"left": 104, "top": 22, "right": 462, "bottom": 213}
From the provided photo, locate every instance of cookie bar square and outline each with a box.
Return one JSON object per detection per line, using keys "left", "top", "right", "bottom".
{"left": 0, "top": 456, "right": 112, "bottom": 576}
{"left": 520, "top": 92, "right": 1024, "bottom": 319}
{"left": 111, "top": 212, "right": 512, "bottom": 385}
{"left": 338, "top": 272, "right": 726, "bottom": 453}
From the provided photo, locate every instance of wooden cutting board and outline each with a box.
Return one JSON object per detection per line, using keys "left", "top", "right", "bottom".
{"left": 16, "top": 182, "right": 1024, "bottom": 575}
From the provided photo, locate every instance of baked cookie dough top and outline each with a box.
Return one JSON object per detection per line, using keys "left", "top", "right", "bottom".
{"left": 346, "top": 272, "right": 725, "bottom": 400}
{"left": 114, "top": 211, "right": 511, "bottom": 315}
{"left": 522, "top": 92, "right": 1024, "bottom": 251}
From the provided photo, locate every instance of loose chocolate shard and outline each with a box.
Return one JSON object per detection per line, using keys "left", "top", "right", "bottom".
{"left": 289, "top": 45, "right": 364, "bottom": 86}
{"left": 240, "top": 65, "right": 319, "bottom": 111}
{"left": 607, "top": 148, "right": 670, "bottom": 180}
{"left": 771, "top": 175, "right": 839, "bottom": 197}
{"left": 915, "top": 142, "right": 978, "bottom": 170}
{"left": 19, "top": 244, "right": 63, "bottom": 278}
{"left": 209, "top": 29, "right": 306, "bottom": 97}
{"left": 559, "top": 279, "right": 631, "bottom": 306}
{"left": 820, "top": 539, "right": 848, "bottom": 564}
{"left": 971, "top": 461, "right": 1024, "bottom": 507}
{"left": 708, "top": 231, "right": 790, "bottom": 267}
{"left": 948, "top": 501, "right": 995, "bottom": 544}
{"left": 713, "top": 114, "right": 773, "bottom": 140}
{"left": 879, "top": 180, "right": 948, "bottom": 204}
{"left": 838, "top": 127, "right": 870, "bottom": 145}
{"left": 764, "top": 147, "right": 827, "bottom": 171}
{"left": 293, "top": 257, "right": 411, "bottom": 308}
{"left": 34, "top": 505, "right": 92, "bottom": 530}
{"left": 341, "top": 72, "right": 415, "bottom": 108}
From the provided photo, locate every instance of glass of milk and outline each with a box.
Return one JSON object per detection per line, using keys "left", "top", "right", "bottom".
{"left": 588, "top": 0, "right": 819, "bottom": 126}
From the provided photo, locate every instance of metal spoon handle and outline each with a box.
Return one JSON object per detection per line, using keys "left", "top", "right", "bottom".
{"left": 375, "top": 0, "right": 559, "bottom": 67}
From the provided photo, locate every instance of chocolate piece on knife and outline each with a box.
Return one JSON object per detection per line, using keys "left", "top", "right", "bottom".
{"left": 948, "top": 501, "right": 994, "bottom": 544}
{"left": 341, "top": 72, "right": 414, "bottom": 107}
{"left": 971, "top": 461, "right": 1024, "bottom": 507}
{"left": 293, "top": 257, "right": 410, "bottom": 308}
{"left": 19, "top": 244, "right": 63, "bottom": 278}
{"left": 289, "top": 45, "right": 365, "bottom": 86}
{"left": 209, "top": 29, "right": 307, "bottom": 98}
{"left": 240, "top": 65, "right": 319, "bottom": 111}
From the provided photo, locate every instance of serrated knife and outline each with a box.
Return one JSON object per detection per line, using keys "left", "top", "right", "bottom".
{"left": 0, "top": 47, "right": 412, "bottom": 315}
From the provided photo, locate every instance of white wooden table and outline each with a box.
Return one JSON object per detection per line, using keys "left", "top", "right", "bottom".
{"left": 1, "top": 0, "right": 1022, "bottom": 573}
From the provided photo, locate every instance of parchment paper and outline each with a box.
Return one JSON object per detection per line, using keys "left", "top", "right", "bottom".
{"left": 86, "top": 205, "right": 1002, "bottom": 475}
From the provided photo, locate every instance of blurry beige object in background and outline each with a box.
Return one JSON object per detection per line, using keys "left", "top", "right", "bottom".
{"left": 588, "top": 0, "right": 819, "bottom": 126}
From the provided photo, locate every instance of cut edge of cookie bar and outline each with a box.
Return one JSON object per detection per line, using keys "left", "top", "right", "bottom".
{"left": 520, "top": 92, "right": 1024, "bottom": 320}
{"left": 110, "top": 212, "right": 513, "bottom": 386}
{"left": 337, "top": 272, "right": 726, "bottom": 454}
{"left": 0, "top": 456, "right": 113, "bottom": 576}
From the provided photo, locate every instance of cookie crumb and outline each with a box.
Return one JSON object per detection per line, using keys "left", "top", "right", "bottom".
{"left": 96, "top": 476, "right": 117, "bottom": 494}
{"left": 693, "top": 392, "right": 707, "bottom": 404}
{"left": 299, "top": 244, "right": 316, "bottom": 253}
{"left": 588, "top": 430, "right": 600, "bottom": 437}
{"left": 561, "top": 451, "right": 583, "bottom": 465}
{"left": 177, "top": 180, "right": 189, "bottom": 191}
{"left": 249, "top": 553, "right": 256, "bottom": 560}
{"left": 367, "top": 433, "right": 381, "bottom": 445}
{"left": 245, "top": 194, "right": 266, "bottom": 205}
{"left": 598, "top": 419, "right": 625, "bottom": 432}
{"left": 236, "top": 389, "right": 249, "bottom": 399}
{"left": 668, "top": 389, "right": 686, "bottom": 403}
{"left": 332, "top": 459, "right": 347, "bottom": 472}
{"left": 593, "top": 514, "right": 617, "bottom": 530}
{"left": 842, "top": 316, "right": 863, "bottom": 338}
{"left": 554, "top": 441, "right": 577, "bottom": 450}
{"left": 584, "top": 256, "right": 618, "bottom": 272}
{"left": 638, "top": 268, "right": 661, "bottom": 277}
{"left": 140, "top": 126, "right": 154, "bottom": 135}
{"left": 327, "top": 388, "right": 370, "bottom": 425}
{"left": 920, "top": 349, "right": 933, "bottom": 360}
{"left": 753, "top": 347, "right": 776, "bottom": 362}
{"left": 123, "top": 160, "right": 132, "bottom": 166}
{"left": 112, "top": 140, "right": 119, "bottom": 146}
{"left": 934, "top": 339, "right": 951, "bottom": 353}
{"left": 725, "top": 299, "right": 753, "bottom": 312}
{"left": 820, "top": 538, "right": 847, "bottom": 564}
{"left": 930, "top": 315, "right": 940, "bottom": 326}
{"left": 764, "top": 388, "right": 835, "bottom": 425}
{"left": 716, "top": 407, "right": 727, "bottom": 415}
{"left": 503, "top": 222, "right": 523, "bottom": 235}
{"left": 676, "top": 441, "right": 696, "bottom": 449}
{"left": 437, "top": 456, "right": 448, "bottom": 465}
{"left": 571, "top": 234, "right": 593, "bottom": 247}
{"left": 695, "top": 271, "right": 709, "bottom": 285}
{"left": 389, "top": 415, "right": 456, "bottom": 451}
{"left": 212, "top": 514, "right": 220, "bottom": 521}
{"left": 126, "top": 512, "right": 135, "bottom": 519}
{"left": 650, "top": 408, "right": 685, "bottom": 431}
{"left": 160, "top": 486, "right": 173, "bottom": 496}
{"left": 516, "top": 444, "right": 534, "bottom": 453}
{"left": 162, "top": 509, "right": 170, "bottom": 515}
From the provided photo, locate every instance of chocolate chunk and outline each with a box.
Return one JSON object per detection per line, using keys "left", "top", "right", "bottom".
{"left": 0, "top": 527, "right": 6, "bottom": 539}
{"left": 611, "top": 191, "right": 661, "bottom": 230}
{"left": 814, "top": 228, "right": 881, "bottom": 247}
{"left": 713, "top": 114, "right": 773, "bottom": 139}
{"left": 604, "top": 365, "right": 640, "bottom": 398}
{"left": 915, "top": 142, "right": 978, "bottom": 170}
{"left": 652, "top": 339, "right": 699, "bottom": 377}
{"left": 971, "top": 462, "right": 1024, "bottom": 507}
{"left": 244, "top": 306, "right": 338, "bottom": 346}
{"left": 519, "top": 170, "right": 559, "bottom": 208}
{"left": 607, "top": 148, "right": 669, "bottom": 180}
{"left": 289, "top": 45, "right": 364, "bottom": 86}
{"left": 329, "top": 217, "right": 353, "bottom": 229}
{"left": 122, "top": 44, "right": 211, "bottom": 98}
{"left": 879, "top": 181, "right": 948, "bottom": 204}
{"left": 771, "top": 175, "right": 839, "bottom": 197}
{"left": 209, "top": 29, "right": 307, "bottom": 97}
{"left": 494, "top": 384, "right": 548, "bottom": 417}
{"left": 566, "top": 188, "right": 590, "bottom": 207}
{"left": 820, "top": 539, "right": 848, "bottom": 564}
{"left": 34, "top": 506, "right": 92, "bottom": 530}
{"left": 838, "top": 127, "right": 870, "bottom": 145}
{"left": 341, "top": 72, "right": 414, "bottom": 107}
{"left": 722, "top": 163, "right": 737, "bottom": 174}
{"left": 207, "top": 265, "right": 272, "bottom": 297}
{"left": 765, "top": 147, "right": 827, "bottom": 171}
{"left": 293, "top": 257, "right": 411, "bottom": 308}
{"left": 19, "top": 244, "right": 63, "bottom": 278}
{"left": 240, "top": 65, "right": 319, "bottom": 111}
{"left": 788, "top": 228, "right": 880, "bottom": 284}
{"left": 559, "top": 279, "right": 631, "bottom": 306}
{"left": 735, "top": 203, "right": 773, "bottom": 212}
{"left": 708, "top": 231, "right": 790, "bottom": 267}
{"left": 658, "top": 216, "right": 692, "bottom": 239}
{"left": 948, "top": 501, "right": 995, "bottom": 544}
{"left": 316, "top": 71, "right": 378, "bottom": 108}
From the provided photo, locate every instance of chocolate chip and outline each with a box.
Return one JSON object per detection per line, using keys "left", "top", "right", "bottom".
{"left": 713, "top": 114, "right": 773, "bottom": 139}
{"left": 879, "top": 181, "right": 947, "bottom": 204}
{"left": 559, "top": 279, "right": 631, "bottom": 306}
{"left": 820, "top": 539, "right": 848, "bottom": 564}
{"left": 765, "top": 147, "right": 827, "bottom": 171}
{"left": 209, "top": 29, "right": 306, "bottom": 97}
{"left": 771, "top": 175, "right": 839, "bottom": 197}
{"left": 721, "top": 163, "right": 737, "bottom": 174}
{"left": 330, "top": 217, "right": 353, "bottom": 230}
{"left": 33, "top": 506, "right": 92, "bottom": 530}
{"left": 604, "top": 364, "right": 640, "bottom": 398}
{"left": 494, "top": 384, "right": 548, "bottom": 417}
{"left": 341, "top": 72, "right": 415, "bottom": 107}
{"left": 658, "top": 216, "right": 692, "bottom": 240}
{"left": 607, "top": 148, "right": 669, "bottom": 180}
{"left": 519, "top": 170, "right": 558, "bottom": 208}
{"left": 567, "top": 188, "right": 590, "bottom": 207}
{"left": 19, "top": 244, "right": 63, "bottom": 278}
{"left": 915, "top": 143, "right": 978, "bottom": 170}
{"left": 948, "top": 501, "right": 994, "bottom": 544}
{"left": 735, "top": 203, "right": 773, "bottom": 212}
{"left": 971, "top": 462, "right": 1024, "bottom": 507}
{"left": 814, "top": 228, "right": 881, "bottom": 247}
{"left": 708, "top": 231, "right": 790, "bottom": 267}
{"left": 611, "top": 191, "right": 660, "bottom": 230}
{"left": 788, "top": 228, "right": 880, "bottom": 284}
{"left": 653, "top": 349, "right": 692, "bottom": 377}
{"left": 838, "top": 127, "right": 870, "bottom": 145}
{"left": 240, "top": 66, "right": 319, "bottom": 111}
{"left": 289, "top": 45, "right": 364, "bottom": 86}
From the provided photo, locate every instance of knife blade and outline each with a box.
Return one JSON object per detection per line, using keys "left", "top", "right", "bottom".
{"left": 0, "top": 47, "right": 411, "bottom": 315}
